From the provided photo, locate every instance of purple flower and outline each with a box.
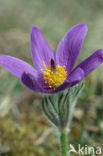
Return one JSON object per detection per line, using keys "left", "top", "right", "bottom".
{"left": 0, "top": 24, "right": 103, "bottom": 94}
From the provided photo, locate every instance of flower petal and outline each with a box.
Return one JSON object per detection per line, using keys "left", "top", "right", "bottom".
{"left": 66, "top": 67, "right": 84, "bottom": 82}
{"left": 21, "top": 72, "right": 43, "bottom": 92}
{"left": 22, "top": 72, "right": 57, "bottom": 94}
{"left": 55, "top": 68, "right": 84, "bottom": 92}
{"left": 56, "top": 24, "right": 88, "bottom": 74}
{"left": 0, "top": 55, "right": 37, "bottom": 78}
{"left": 31, "top": 27, "right": 55, "bottom": 71}
{"left": 75, "top": 49, "right": 103, "bottom": 77}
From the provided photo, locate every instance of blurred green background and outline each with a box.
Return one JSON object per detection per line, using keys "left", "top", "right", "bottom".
{"left": 0, "top": 0, "right": 103, "bottom": 155}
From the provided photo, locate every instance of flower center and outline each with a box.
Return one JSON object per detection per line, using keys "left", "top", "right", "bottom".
{"left": 43, "top": 59, "right": 67, "bottom": 88}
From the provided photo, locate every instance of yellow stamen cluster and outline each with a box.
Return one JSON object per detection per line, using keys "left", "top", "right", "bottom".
{"left": 43, "top": 64, "right": 67, "bottom": 88}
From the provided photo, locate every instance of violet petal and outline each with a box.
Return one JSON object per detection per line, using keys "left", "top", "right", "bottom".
{"left": 31, "top": 27, "right": 55, "bottom": 71}
{"left": 21, "top": 72, "right": 43, "bottom": 92}
{"left": 75, "top": 49, "right": 103, "bottom": 77}
{"left": 0, "top": 55, "right": 37, "bottom": 78}
{"left": 55, "top": 68, "right": 84, "bottom": 92}
{"left": 56, "top": 24, "right": 88, "bottom": 75}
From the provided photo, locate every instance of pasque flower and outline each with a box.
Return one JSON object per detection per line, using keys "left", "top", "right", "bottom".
{"left": 0, "top": 24, "right": 103, "bottom": 93}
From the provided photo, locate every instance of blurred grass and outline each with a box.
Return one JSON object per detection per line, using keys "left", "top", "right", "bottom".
{"left": 0, "top": 0, "right": 103, "bottom": 155}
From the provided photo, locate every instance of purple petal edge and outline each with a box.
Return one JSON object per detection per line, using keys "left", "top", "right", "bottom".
{"left": 0, "top": 55, "right": 37, "bottom": 78}
{"left": 56, "top": 24, "right": 88, "bottom": 75}
{"left": 75, "top": 49, "right": 103, "bottom": 77}
{"left": 21, "top": 72, "right": 43, "bottom": 92}
{"left": 30, "top": 27, "right": 55, "bottom": 71}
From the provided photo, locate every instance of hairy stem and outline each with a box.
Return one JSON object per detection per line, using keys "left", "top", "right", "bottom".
{"left": 59, "top": 129, "right": 69, "bottom": 156}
